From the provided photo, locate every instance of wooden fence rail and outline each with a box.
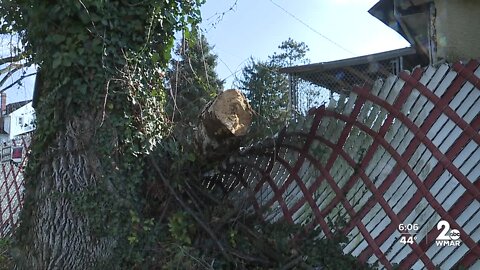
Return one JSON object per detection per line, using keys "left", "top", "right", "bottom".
{"left": 204, "top": 60, "right": 480, "bottom": 269}
{"left": 1, "top": 60, "right": 479, "bottom": 269}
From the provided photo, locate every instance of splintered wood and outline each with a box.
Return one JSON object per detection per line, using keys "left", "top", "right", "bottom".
{"left": 196, "top": 89, "right": 253, "bottom": 160}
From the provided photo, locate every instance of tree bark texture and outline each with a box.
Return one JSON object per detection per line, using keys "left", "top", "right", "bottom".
{"left": 8, "top": 2, "right": 200, "bottom": 269}
{"left": 16, "top": 116, "right": 115, "bottom": 269}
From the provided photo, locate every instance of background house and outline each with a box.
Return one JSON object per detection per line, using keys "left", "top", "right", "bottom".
{"left": 281, "top": 0, "right": 480, "bottom": 115}
{"left": 369, "top": 0, "right": 480, "bottom": 65}
{"left": 0, "top": 93, "right": 36, "bottom": 141}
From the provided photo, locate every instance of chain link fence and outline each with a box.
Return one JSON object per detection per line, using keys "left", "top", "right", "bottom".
{"left": 282, "top": 47, "right": 424, "bottom": 115}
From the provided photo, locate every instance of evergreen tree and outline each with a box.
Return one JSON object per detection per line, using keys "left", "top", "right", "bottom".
{"left": 239, "top": 38, "right": 309, "bottom": 137}
{"left": 168, "top": 28, "right": 224, "bottom": 124}
{"left": 239, "top": 59, "right": 289, "bottom": 137}
{"left": 270, "top": 37, "right": 310, "bottom": 67}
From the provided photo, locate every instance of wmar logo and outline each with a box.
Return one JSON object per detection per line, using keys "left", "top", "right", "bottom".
{"left": 435, "top": 220, "right": 461, "bottom": 247}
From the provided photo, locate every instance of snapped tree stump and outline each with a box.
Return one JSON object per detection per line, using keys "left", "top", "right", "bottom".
{"left": 196, "top": 89, "right": 253, "bottom": 160}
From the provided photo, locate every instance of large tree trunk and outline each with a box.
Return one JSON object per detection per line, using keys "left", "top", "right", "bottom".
{"left": 16, "top": 116, "right": 115, "bottom": 269}
{"left": 10, "top": 2, "right": 202, "bottom": 268}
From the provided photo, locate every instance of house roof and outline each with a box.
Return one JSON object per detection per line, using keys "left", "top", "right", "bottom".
{"left": 279, "top": 47, "right": 422, "bottom": 93}
{"left": 277, "top": 1, "right": 434, "bottom": 94}
{"left": 280, "top": 47, "right": 416, "bottom": 74}
{"left": 5, "top": 100, "right": 32, "bottom": 115}
{"left": 368, "top": 0, "right": 434, "bottom": 61}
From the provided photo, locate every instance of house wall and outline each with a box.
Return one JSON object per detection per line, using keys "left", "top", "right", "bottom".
{"left": 434, "top": 0, "right": 480, "bottom": 62}
{"left": 0, "top": 135, "right": 8, "bottom": 143}
{"left": 7, "top": 102, "right": 35, "bottom": 139}
{"left": 3, "top": 116, "right": 10, "bottom": 137}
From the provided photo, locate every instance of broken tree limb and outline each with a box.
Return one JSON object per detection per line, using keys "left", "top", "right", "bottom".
{"left": 196, "top": 89, "right": 253, "bottom": 160}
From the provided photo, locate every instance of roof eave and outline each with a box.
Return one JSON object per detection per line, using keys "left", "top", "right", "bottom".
{"left": 280, "top": 47, "right": 416, "bottom": 74}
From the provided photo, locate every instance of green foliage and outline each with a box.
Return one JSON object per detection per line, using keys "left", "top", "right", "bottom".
{"left": 239, "top": 38, "right": 309, "bottom": 138}
{"left": 134, "top": 138, "right": 379, "bottom": 269}
{"left": 168, "top": 27, "right": 223, "bottom": 116}
{"left": 1, "top": 0, "right": 205, "bottom": 268}
{"left": 1, "top": 0, "right": 204, "bottom": 144}
{"left": 270, "top": 38, "right": 310, "bottom": 67}
{"left": 260, "top": 222, "right": 377, "bottom": 270}
{"left": 168, "top": 211, "right": 195, "bottom": 245}
{"left": 165, "top": 26, "right": 224, "bottom": 152}
{"left": 1, "top": 2, "right": 381, "bottom": 270}
{"left": 0, "top": 238, "right": 13, "bottom": 270}
{"left": 240, "top": 59, "right": 289, "bottom": 133}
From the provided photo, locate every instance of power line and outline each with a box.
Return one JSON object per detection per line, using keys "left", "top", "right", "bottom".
{"left": 269, "top": 0, "right": 356, "bottom": 56}
{"left": 216, "top": 57, "right": 235, "bottom": 79}
{"left": 222, "top": 57, "right": 250, "bottom": 81}
{"left": 203, "top": 0, "right": 239, "bottom": 33}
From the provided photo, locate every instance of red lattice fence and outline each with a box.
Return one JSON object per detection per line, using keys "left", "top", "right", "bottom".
{"left": 204, "top": 60, "right": 480, "bottom": 269}
{"left": 0, "top": 135, "right": 30, "bottom": 238}
{"left": 0, "top": 61, "right": 478, "bottom": 269}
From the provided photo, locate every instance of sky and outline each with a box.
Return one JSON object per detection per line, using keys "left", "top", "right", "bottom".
{"left": 0, "top": 36, "right": 36, "bottom": 104}
{"left": 1, "top": 0, "right": 410, "bottom": 104}
{"left": 199, "top": 0, "right": 410, "bottom": 89}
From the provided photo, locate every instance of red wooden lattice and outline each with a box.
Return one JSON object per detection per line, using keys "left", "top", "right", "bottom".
{"left": 0, "top": 61, "right": 479, "bottom": 269}
{"left": 204, "top": 60, "right": 480, "bottom": 269}
{"left": 0, "top": 135, "right": 30, "bottom": 237}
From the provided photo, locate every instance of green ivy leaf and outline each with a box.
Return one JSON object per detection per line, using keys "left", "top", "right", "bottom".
{"left": 50, "top": 34, "right": 66, "bottom": 44}
{"left": 151, "top": 52, "right": 160, "bottom": 63}
{"left": 52, "top": 56, "right": 62, "bottom": 69}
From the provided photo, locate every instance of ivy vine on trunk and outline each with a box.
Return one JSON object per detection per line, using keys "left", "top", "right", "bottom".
{"left": 0, "top": 1, "right": 203, "bottom": 268}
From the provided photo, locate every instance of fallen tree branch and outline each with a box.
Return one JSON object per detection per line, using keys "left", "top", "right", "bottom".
{"left": 227, "top": 248, "right": 271, "bottom": 266}
{"left": 148, "top": 155, "right": 231, "bottom": 260}
{"left": 279, "top": 255, "right": 304, "bottom": 270}
{"left": 195, "top": 89, "right": 253, "bottom": 160}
